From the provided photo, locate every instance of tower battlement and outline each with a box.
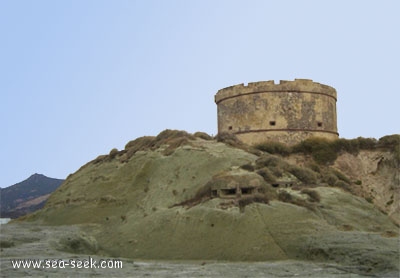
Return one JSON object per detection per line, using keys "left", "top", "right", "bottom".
{"left": 215, "top": 79, "right": 338, "bottom": 145}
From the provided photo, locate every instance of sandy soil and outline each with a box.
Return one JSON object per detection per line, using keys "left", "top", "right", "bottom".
{"left": 1, "top": 222, "right": 398, "bottom": 278}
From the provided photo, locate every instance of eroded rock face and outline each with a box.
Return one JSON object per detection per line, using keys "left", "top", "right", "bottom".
{"left": 23, "top": 136, "right": 399, "bottom": 274}
{"left": 334, "top": 150, "right": 400, "bottom": 225}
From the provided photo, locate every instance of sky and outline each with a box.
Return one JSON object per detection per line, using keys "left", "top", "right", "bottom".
{"left": 1, "top": 0, "right": 399, "bottom": 187}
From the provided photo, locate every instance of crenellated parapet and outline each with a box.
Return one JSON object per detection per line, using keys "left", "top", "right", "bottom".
{"left": 215, "top": 79, "right": 339, "bottom": 146}
{"left": 215, "top": 79, "right": 337, "bottom": 104}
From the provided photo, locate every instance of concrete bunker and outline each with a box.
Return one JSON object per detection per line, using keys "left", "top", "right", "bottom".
{"left": 209, "top": 172, "right": 265, "bottom": 199}
{"left": 212, "top": 186, "right": 261, "bottom": 199}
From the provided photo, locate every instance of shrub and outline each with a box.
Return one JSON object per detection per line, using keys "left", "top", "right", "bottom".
{"left": 356, "top": 137, "right": 377, "bottom": 150}
{"left": 292, "top": 137, "right": 338, "bottom": 165}
{"left": 313, "top": 148, "right": 338, "bottom": 165}
{"left": 255, "top": 155, "right": 285, "bottom": 169}
{"left": 238, "top": 194, "right": 270, "bottom": 212}
{"left": 256, "top": 168, "right": 277, "bottom": 183}
{"left": 307, "top": 162, "right": 321, "bottom": 173}
{"left": 215, "top": 132, "right": 241, "bottom": 145}
{"left": 365, "top": 196, "right": 374, "bottom": 203}
{"left": 0, "top": 240, "right": 15, "bottom": 248}
{"left": 278, "top": 190, "right": 317, "bottom": 211}
{"left": 278, "top": 191, "right": 293, "bottom": 202}
{"left": 124, "top": 130, "right": 196, "bottom": 157}
{"left": 270, "top": 166, "right": 284, "bottom": 177}
{"left": 109, "top": 148, "right": 119, "bottom": 159}
{"left": 124, "top": 136, "right": 156, "bottom": 159}
{"left": 287, "top": 165, "right": 317, "bottom": 184}
{"left": 254, "top": 141, "right": 291, "bottom": 156}
{"left": 155, "top": 129, "right": 195, "bottom": 141}
{"left": 335, "top": 180, "right": 352, "bottom": 192}
{"left": 169, "top": 182, "right": 212, "bottom": 208}
{"left": 333, "top": 138, "right": 360, "bottom": 155}
{"left": 377, "top": 134, "right": 400, "bottom": 148}
{"left": 300, "top": 189, "right": 321, "bottom": 202}
{"left": 193, "top": 131, "right": 213, "bottom": 140}
{"left": 162, "top": 137, "right": 191, "bottom": 156}
{"left": 330, "top": 169, "right": 351, "bottom": 184}
{"left": 378, "top": 134, "right": 400, "bottom": 165}
{"left": 292, "top": 137, "right": 380, "bottom": 164}
{"left": 322, "top": 173, "right": 338, "bottom": 186}
{"left": 240, "top": 163, "right": 255, "bottom": 172}
{"left": 93, "top": 155, "right": 108, "bottom": 164}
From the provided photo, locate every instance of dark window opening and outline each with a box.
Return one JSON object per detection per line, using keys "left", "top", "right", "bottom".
{"left": 269, "top": 121, "right": 276, "bottom": 126}
{"left": 228, "top": 126, "right": 233, "bottom": 130}
{"left": 317, "top": 122, "right": 323, "bottom": 127}
{"left": 272, "top": 183, "right": 279, "bottom": 188}
{"left": 221, "top": 188, "right": 236, "bottom": 195}
{"left": 241, "top": 187, "right": 253, "bottom": 194}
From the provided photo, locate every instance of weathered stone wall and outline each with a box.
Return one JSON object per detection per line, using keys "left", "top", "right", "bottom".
{"left": 215, "top": 79, "right": 338, "bottom": 145}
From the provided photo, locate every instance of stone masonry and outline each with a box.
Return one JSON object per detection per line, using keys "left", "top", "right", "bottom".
{"left": 215, "top": 79, "right": 338, "bottom": 145}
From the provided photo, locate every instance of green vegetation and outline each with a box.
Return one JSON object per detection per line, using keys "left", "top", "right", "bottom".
{"left": 254, "top": 135, "right": 399, "bottom": 165}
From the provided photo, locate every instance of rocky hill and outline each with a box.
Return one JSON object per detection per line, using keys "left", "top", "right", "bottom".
{"left": 21, "top": 131, "right": 399, "bottom": 275}
{"left": 0, "top": 173, "right": 64, "bottom": 218}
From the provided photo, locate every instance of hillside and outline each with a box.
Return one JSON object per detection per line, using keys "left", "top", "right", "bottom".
{"left": 0, "top": 173, "right": 64, "bottom": 218}
{"left": 21, "top": 131, "right": 399, "bottom": 275}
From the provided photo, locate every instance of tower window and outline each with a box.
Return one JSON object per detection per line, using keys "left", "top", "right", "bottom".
{"left": 228, "top": 126, "right": 233, "bottom": 130}
{"left": 269, "top": 121, "right": 276, "bottom": 126}
{"left": 317, "top": 122, "right": 323, "bottom": 127}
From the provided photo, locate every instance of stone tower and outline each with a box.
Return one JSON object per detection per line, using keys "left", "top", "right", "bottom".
{"left": 215, "top": 79, "right": 338, "bottom": 145}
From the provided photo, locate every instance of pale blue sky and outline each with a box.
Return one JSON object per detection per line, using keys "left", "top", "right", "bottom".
{"left": 1, "top": 1, "right": 399, "bottom": 187}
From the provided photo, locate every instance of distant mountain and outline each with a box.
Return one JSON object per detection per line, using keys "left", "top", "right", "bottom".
{"left": 0, "top": 173, "right": 64, "bottom": 218}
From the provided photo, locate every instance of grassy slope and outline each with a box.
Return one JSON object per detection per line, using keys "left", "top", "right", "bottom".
{"left": 21, "top": 132, "right": 399, "bottom": 274}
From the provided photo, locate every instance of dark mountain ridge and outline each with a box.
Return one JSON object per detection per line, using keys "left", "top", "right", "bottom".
{"left": 0, "top": 173, "right": 64, "bottom": 218}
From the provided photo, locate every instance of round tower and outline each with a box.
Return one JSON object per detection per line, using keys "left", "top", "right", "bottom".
{"left": 215, "top": 79, "right": 338, "bottom": 145}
